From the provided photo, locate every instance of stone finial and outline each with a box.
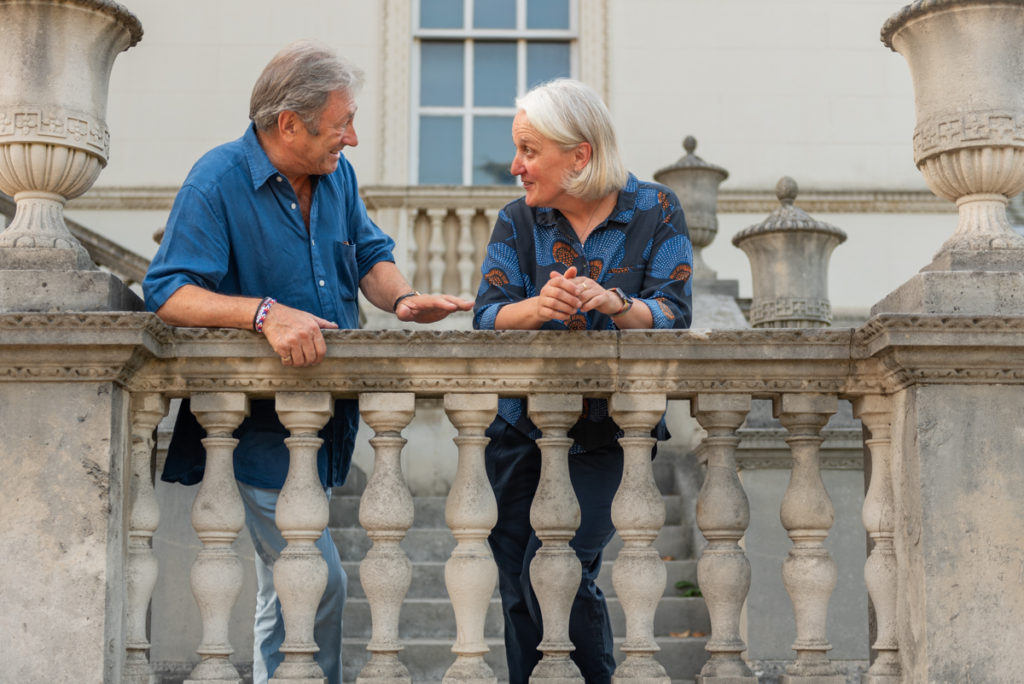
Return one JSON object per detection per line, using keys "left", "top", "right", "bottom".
{"left": 776, "top": 176, "right": 799, "bottom": 206}
{"left": 653, "top": 136, "right": 729, "bottom": 281}
{"left": 732, "top": 177, "right": 847, "bottom": 328}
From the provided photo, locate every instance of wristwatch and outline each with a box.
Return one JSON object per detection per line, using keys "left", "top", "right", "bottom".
{"left": 610, "top": 287, "right": 633, "bottom": 315}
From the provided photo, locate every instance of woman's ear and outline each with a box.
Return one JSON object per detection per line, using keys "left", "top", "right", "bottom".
{"left": 574, "top": 141, "right": 592, "bottom": 171}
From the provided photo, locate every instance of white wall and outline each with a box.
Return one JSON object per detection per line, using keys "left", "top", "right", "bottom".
{"left": 103, "top": 0, "right": 382, "bottom": 187}
{"left": 85, "top": 0, "right": 951, "bottom": 311}
{"left": 609, "top": 0, "right": 921, "bottom": 191}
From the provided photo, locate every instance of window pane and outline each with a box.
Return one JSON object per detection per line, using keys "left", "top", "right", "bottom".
{"left": 421, "top": 0, "right": 463, "bottom": 29}
{"left": 474, "top": 42, "right": 516, "bottom": 107}
{"left": 527, "top": 0, "right": 569, "bottom": 29}
{"left": 473, "top": 115, "right": 515, "bottom": 185}
{"left": 421, "top": 42, "right": 464, "bottom": 107}
{"left": 527, "top": 42, "right": 570, "bottom": 89}
{"left": 420, "top": 116, "right": 464, "bottom": 184}
{"left": 473, "top": 0, "right": 515, "bottom": 29}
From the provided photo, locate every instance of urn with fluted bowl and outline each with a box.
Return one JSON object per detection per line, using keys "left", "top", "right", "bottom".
{"left": 882, "top": 0, "right": 1024, "bottom": 266}
{"left": 0, "top": 0, "right": 142, "bottom": 272}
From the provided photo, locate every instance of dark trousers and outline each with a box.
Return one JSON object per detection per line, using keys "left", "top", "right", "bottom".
{"left": 485, "top": 418, "right": 623, "bottom": 684}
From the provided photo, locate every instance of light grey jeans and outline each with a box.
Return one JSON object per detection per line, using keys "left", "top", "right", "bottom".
{"left": 237, "top": 483, "right": 347, "bottom": 684}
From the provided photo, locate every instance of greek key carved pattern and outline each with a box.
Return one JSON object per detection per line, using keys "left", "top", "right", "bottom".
{"left": 913, "top": 110, "right": 1024, "bottom": 162}
{"left": 738, "top": 454, "right": 864, "bottom": 471}
{"left": 749, "top": 297, "right": 832, "bottom": 326}
{"left": 0, "top": 107, "right": 109, "bottom": 157}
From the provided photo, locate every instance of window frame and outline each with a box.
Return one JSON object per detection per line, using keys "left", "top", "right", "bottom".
{"left": 411, "top": 0, "right": 579, "bottom": 186}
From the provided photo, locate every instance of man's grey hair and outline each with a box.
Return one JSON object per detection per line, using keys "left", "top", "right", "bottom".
{"left": 249, "top": 40, "right": 364, "bottom": 134}
{"left": 516, "top": 78, "right": 628, "bottom": 200}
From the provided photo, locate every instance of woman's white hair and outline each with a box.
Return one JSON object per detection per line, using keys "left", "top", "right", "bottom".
{"left": 516, "top": 78, "right": 627, "bottom": 200}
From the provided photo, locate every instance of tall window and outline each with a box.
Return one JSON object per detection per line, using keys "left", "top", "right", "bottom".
{"left": 414, "top": 0, "right": 575, "bottom": 185}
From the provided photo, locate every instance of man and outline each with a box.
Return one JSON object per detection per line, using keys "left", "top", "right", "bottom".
{"left": 143, "top": 40, "right": 471, "bottom": 684}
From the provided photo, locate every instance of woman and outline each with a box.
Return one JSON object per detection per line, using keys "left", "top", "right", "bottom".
{"left": 473, "top": 78, "right": 693, "bottom": 683}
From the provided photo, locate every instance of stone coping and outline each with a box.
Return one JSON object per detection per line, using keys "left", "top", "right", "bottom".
{"left": 3, "top": 312, "right": 1024, "bottom": 395}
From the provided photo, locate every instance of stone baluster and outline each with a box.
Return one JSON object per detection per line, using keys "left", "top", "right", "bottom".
{"left": 405, "top": 208, "right": 420, "bottom": 293}
{"left": 357, "top": 393, "right": 417, "bottom": 684}
{"left": 412, "top": 209, "right": 431, "bottom": 294}
{"left": 272, "top": 392, "right": 335, "bottom": 683}
{"left": 186, "top": 393, "right": 250, "bottom": 683}
{"left": 455, "top": 209, "right": 477, "bottom": 300}
{"left": 691, "top": 393, "right": 757, "bottom": 683}
{"left": 774, "top": 393, "right": 841, "bottom": 683}
{"left": 852, "top": 396, "right": 900, "bottom": 683}
{"left": 526, "top": 393, "right": 584, "bottom": 684}
{"left": 475, "top": 210, "right": 493, "bottom": 262}
{"left": 609, "top": 392, "right": 670, "bottom": 683}
{"left": 478, "top": 209, "right": 499, "bottom": 267}
{"left": 124, "top": 392, "right": 169, "bottom": 684}
{"left": 427, "top": 208, "right": 448, "bottom": 293}
{"left": 442, "top": 393, "right": 500, "bottom": 684}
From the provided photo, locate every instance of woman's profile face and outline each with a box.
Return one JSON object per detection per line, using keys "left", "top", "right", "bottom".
{"left": 509, "top": 111, "right": 580, "bottom": 209}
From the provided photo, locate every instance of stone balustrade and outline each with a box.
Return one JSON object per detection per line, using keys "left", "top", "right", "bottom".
{"left": 8, "top": 311, "right": 1023, "bottom": 682}
{"left": 360, "top": 186, "right": 517, "bottom": 315}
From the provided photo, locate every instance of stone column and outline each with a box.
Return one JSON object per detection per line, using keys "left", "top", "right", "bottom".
{"left": 272, "top": 392, "right": 334, "bottom": 683}
{"left": 125, "top": 392, "right": 169, "bottom": 684}
{"left": 691, "top": 393, "right": 757, "bottom": 683}
{"left": 775, "top": 394, "right": 841, "bottom": 684}
{"left": 442, "top": 393, "right": 500, "bottom": 684}
{"left": 874, "top": 3, "right": 1024, "bottom": 681}
{"left": 0, "top": 0, "right": 143, "bottom": 313}
{"left": 187, "top": 392, "right": 250, "bottom": 684}
{"left": 357, "top": 393, "right": 416, "bottom": 684}
{"left": 0, "top": 370, "right": 134, "bottom": 682}
{"left": 609, "top": 392, "right": 670, "bottom": 684}
{"left": 732, "top": 178, "right": 846, "bottom": 329}
{"left": 527, "top": 393, "right": 584, "bottom": 684}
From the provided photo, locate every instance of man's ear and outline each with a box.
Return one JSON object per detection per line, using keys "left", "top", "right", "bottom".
{"left": 574, "top": 141, "right": 592, "bottom": 171}
{"left": 277, "top": 110, "right": 300, "bottom": 139}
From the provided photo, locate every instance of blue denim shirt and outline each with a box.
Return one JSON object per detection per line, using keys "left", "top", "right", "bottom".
{"left": 144, "top": 123, "right": 396, "bottom": 489}
{"left": 473, "top": 173, "right": 693, "bottom": 450}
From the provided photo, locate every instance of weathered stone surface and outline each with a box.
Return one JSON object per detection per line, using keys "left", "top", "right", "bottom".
{"left": 0, "top": 380, "right": 129, "bottom": 683}
{"left": 0, "top": 269, "right": 143, "bottom": 312}
{"left": 891, "top": 383, "right": 1024, "bottom": 683}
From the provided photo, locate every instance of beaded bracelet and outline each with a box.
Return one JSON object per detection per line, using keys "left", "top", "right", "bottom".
{"left": 253, "top": 296, "right": 276, "bottom": 333}
{"left": 392, "top": 291, "right": 420, "bottom": 313}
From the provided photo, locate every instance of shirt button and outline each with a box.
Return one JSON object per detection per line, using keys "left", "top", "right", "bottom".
{"left": 311, "top": 239, "right": 316, "bottom": 246}
{"left": 291, "top": 202, "right": 297, "bottom": 210}
{"left": 276, "top": 176, "right": 283, "bottom": 182}
{"left": 319, "top": 280, "right": 325, "bottom": 287}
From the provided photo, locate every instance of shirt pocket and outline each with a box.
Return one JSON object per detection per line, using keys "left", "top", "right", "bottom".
{"left": 333, "top": 240, "right": 359, "bottom": 302}
{"left": 602, "top": 263, "right": 646, "bottom": 295}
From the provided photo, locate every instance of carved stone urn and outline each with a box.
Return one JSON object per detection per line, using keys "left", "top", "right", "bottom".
{"left": 732, "top": 177, "right": 846, "bottom": 328}
{"left": 882, "top": 0, "right": 1024, "bottom": 265}
{"left": 654, "top": 136, "right": 729, "bottom": 282}
{"left": 0, "top": 0, "right": 142, "bottom": 274}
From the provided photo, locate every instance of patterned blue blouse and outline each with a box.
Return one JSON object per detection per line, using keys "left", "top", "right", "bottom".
{"left": 473, "top": 173, "right": 693, "bottom": 449}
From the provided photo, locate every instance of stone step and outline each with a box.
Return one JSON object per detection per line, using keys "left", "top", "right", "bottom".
{"left": 341, "top": 635, "right": 708, "bottom": 683}
{"left": 343, "top": 558, "right": 699, "bottom": 600}
{"left": 333, "top": 524, "right": 691, "bottom": 564}
{"left": 341, "top": 595, "right": 710, "bottom": 640}
{"left": 330, "top": 493, "right": 686, "bottom": 530}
